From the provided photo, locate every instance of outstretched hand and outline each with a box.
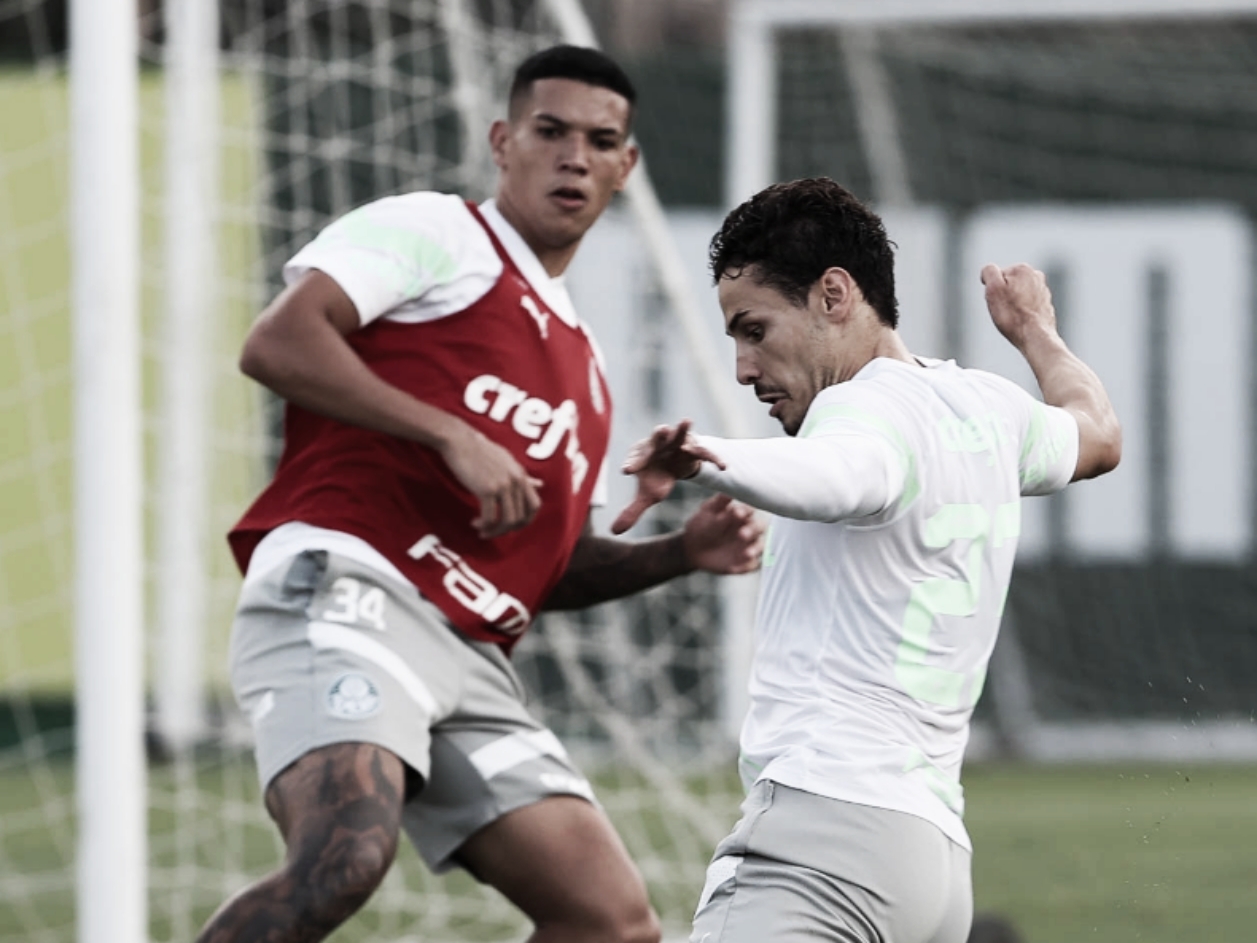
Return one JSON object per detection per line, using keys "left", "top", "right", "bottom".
{"left": 682, "top": 494, "right": 765, "bottom": 575}
{"left": 612, "top": 421, "right": 726, "bottom": 534}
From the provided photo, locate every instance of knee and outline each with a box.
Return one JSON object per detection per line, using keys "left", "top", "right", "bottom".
{"left": 287, "top": 828, "right": 398, "bottom": 920}
{"left": 544, "top": 892, "right": 660, "bottom": 943}
{"left": 619, "top": 903, "right": 662, "bottom": 943}
{"left": 594, "top": 896, "right": 662, "bottom": 943}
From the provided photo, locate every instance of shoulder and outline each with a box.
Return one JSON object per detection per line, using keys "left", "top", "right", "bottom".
{"left": 818, "top": 360, "right": 922, "bottom": 415}
{"left": 880, "top": 359, "right": 1037, "bottom": 417}
{"left": 800, "top": 378, "right": 906, "bottom": 443}
{"left": 956, "top": 364, "right": 1029, "bottom": 399}
{"left": 303, "top": 192, "right": 497, "bottom": 280}
{"left": 952, "top": 365, "right": 1049, "bottom": 426}
{"left": 326, "top": 191, "right": 477, "bottom": 241}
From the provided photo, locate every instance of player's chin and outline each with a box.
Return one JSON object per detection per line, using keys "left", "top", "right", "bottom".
{"left": 780, "top": 415, "right": 804, "bottom": 437}
{"left": 542, "top": 211, "right": 594, "bottom": 246}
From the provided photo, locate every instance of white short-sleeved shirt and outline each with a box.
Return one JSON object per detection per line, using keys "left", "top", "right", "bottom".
{"left": 249, "top": 193, "right": 609, "bottom": 584}
{"left": 694, "top": 356, "right": 1079, "bottom": 850}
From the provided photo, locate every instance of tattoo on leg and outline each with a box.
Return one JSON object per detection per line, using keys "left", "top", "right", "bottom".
{"left": 196, "top": 744, "right": 404, "bottom": 943}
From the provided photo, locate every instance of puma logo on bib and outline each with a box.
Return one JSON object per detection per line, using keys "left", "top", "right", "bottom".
{"left": 520, "top": 295, "right": 549, "bottom": 339}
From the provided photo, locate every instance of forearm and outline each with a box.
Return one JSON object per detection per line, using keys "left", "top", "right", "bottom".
{"left": 690, "top": 435, "right": 901, "bottom": 522}
{"left": 1017, "top": 328, "right": 1100, "bottom": 413}
{"left": 243, "top": 318, "right": 464, "bottom": 450}
{"left": 542, "top": 532, "right": 693, "bottom": 611}
{"left": 1016, "top": 328, "right": 1122, "bottom": 479}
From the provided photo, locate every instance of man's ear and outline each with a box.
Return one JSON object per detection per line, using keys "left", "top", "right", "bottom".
{"left": 613, "top": 143, "right": 640, "bottom": 193}
{"left": 817, "top": 267, "right": 856, "bottom": 321}
{"left": 489, "top": 119, "right": 510, "bottom": 171}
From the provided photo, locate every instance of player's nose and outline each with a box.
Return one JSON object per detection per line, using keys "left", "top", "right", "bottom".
{"left": 735, "top": 352, "right": 759, "bottom": 386}
{"left": 558, "top": 136, "right": 591, "bottom": 172}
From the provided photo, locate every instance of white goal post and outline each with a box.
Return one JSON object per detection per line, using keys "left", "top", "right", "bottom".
{"left": 70, "top": 0, "right": 145, "bottom": 941}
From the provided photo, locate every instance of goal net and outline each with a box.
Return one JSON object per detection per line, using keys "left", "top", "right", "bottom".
{"left": 730, "top": 0, "right": 1257, "bottom": 761}
{"left": 0, "top": 1, "right": 750, "bottom": 941}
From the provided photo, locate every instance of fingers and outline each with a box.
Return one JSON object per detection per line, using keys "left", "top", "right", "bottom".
{"left": 470, "top": 495, "right": 500, "bottom": 537}
{"left": 730, "top": 529, "right": 767, "bottom": 574}
{"left": 725, "top": 513, "right": 766, "bottom": 573}
{"left": 979, "top": 263, "right": 1005, "bottom": 288}
{"left": 982, "top": 262, "right": 1045, "bottom": 293}
{"left": 622, "top": 419, "right": 715, "bottom": 479}
{"left": 702, "top": 493, "right": 733, "bottom": 513}
{"left": 620, "top": 439, "right": 651, "bottom": 475}
{"left": 473, "top": 476, "right": 543, "bottom": 539}
{"left": 621, "top": 423, "right": 686, "bottom": 474}
{"left": 682, "top": 497, "right": 768, "bottom": 574}
{"left": 611, "top": 488, "right": 658, "bottom": 535}
{"left": 669, "top": 420, "right": 725, "bottom": 468}
{"left": 688, "top": 441, "right": 726, "bottom": 471}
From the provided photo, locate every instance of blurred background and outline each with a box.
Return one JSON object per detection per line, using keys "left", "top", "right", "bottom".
{"left": 3, "top": 1, "right": 1257, "bottom": 941}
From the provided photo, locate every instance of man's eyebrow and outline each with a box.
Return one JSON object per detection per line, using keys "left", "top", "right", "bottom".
{"left": 534, "top": 112, "right": 624, "bottom": 138}
{"left": 725, "top": 310, "right": 750, "bottom": 337}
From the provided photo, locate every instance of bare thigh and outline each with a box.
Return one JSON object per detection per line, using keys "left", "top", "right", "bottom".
{"left": 266, "top": 742, "right": 407, "bottom": 892}
{"left": 457, "top": 795, "right": 660, "bottom": 943}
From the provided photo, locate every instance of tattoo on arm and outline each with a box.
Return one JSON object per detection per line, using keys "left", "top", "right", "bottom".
{"left": 542, "top": 529, "right": 693, "bottom": 611}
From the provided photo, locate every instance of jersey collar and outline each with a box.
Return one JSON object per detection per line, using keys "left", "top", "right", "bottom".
{"left": 478, "top": 199, "right": 579, "bottom": 329}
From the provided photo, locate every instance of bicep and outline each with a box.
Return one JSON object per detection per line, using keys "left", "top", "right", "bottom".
{"left": 256, "top": 269, "right": 361, "bottom": 338}
{"left": 240, "top": 270, "right": 362, "bottom": 381}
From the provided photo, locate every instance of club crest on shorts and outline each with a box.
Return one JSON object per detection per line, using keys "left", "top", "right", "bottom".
{"left": 326, "top": 673, "right": 381, "bottom": 719}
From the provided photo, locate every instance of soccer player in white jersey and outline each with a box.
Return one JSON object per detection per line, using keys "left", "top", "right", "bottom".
{"left": 196, "top": 46, "right": 764, "bottom": 943}
{"left": 614, "top": 177, "right": 1121, "bottom": 943}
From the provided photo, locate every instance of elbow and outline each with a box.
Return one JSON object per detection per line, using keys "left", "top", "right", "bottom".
{"left": 1096, "top": 413, "right": 1123, "bottom": 475}
{"left": 238, "top": 337, "right": 266, "bottom": 381}
{"left": 238, "top": 325, "right": 290, "bottom": 388}
{"left": 1101, "top": 426, "right": 1123, "bottom": 474}
{"left": 1076, "top": 418, "right": 1122, "bottom": 481}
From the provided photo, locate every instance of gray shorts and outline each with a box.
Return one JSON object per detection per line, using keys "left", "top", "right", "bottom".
{"left": 228, "top": 549, "right": 595, "bottom": 873}
{"left": 691, "top": 781, "right": 972, "bottom": 943}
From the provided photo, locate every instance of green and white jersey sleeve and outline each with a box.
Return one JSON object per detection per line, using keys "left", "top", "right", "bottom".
{"left": 284, "top": 192, "right": 497, "bottom": 326}
{"left": 282, "top": 193, "right": 582, "bottom": 332}
{"left": 695, "top": 357, "right": 1077, "bottom": 852}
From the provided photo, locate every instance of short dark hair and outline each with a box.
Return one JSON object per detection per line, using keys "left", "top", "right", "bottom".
{"left": 509, "top": 44, "right": 637, "bottom": 124}
{"left": 709, "top": 177, "right": 899, "bottom": 328}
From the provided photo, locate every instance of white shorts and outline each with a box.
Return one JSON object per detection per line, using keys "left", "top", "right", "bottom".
{"left": 692, "top": 780, "right": 973, "bottom": 943}
{"left": 229, "top": 548, "right": 596, "bottom": 873}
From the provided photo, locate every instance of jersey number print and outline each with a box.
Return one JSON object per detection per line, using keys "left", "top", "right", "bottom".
{"left": 895, "top": 501, "right": 1020, "bottom": 708}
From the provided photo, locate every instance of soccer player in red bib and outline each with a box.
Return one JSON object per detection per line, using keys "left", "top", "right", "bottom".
{"left": 196, "top": 45, "right": 764, "bottom": 943}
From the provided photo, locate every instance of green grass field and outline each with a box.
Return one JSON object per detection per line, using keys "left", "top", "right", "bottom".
{"left": 2, "top": 756, "right": 1256, "bottom": 942}
{"left": 965, "top": 763, "right": 1257, "bottom": 942}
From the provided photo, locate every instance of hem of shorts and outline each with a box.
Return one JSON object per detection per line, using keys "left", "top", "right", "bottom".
{"left": 423, "top": 785, "right": 598, "bottom": 877}
{"left": 255, "top": 732, "right": 431, "bottom": 795}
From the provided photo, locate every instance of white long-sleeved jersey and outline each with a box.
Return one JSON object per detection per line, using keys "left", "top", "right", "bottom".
{"left": 693, "top": 356, "right": 1078, "bottom": 850}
